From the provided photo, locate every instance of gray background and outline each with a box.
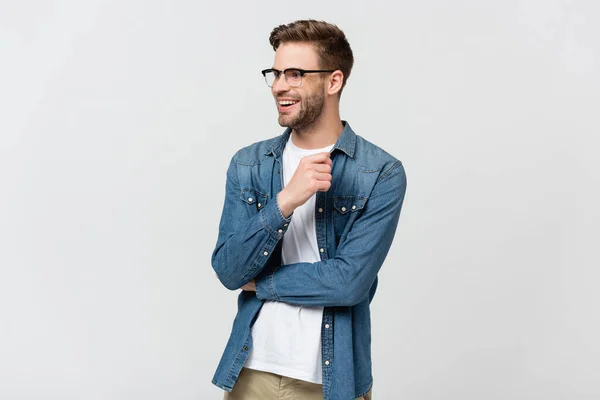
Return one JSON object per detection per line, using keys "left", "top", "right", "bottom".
{"left": 1, "top": 0, "right": 598, "bottom": 399}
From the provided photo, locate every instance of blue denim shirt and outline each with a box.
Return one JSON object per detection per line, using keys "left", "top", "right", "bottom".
{"left": 211, "top": 121, "right": 407, "bottom": 399}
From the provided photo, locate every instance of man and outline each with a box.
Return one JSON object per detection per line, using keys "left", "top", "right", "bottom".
{"left": 211, "top": 20, "right": 407, "bottom": 400}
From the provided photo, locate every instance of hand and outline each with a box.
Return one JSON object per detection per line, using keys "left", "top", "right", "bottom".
{"left": 240, "top": 280, "right": 256, "bottom": 292}
{"left": 277, "top": 152, "right": 332, "bottom": 218}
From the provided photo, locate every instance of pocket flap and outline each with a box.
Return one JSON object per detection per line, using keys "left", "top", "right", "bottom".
{"left": 333, "top": 195, "right": 367, "bottom": 214}
{"left": 240, "top": 188, "right": 268, "bottom": 209}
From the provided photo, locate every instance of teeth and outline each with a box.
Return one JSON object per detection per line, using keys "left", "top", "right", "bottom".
{"left": 279, "top": 100, "right": 298, "bottom": 105}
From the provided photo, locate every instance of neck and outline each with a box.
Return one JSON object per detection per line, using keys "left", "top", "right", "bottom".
{"left": 291, "top": 106, "right": 344, "bottom": 149}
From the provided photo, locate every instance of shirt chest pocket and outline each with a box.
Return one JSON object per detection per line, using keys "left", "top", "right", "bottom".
{"left": 333, "top": 195, "right": 368, "bottom": 242}
{"left": 240, "top": 188, "right": 268, "bottom": 212}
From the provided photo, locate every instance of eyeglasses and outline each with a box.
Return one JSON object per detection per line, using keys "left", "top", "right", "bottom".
{"left": 261, "top": 68, "right": 335, "bottom": 88}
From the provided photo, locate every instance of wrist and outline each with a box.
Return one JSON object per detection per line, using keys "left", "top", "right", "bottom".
{"left": 277, "top": 190, "right": 295, "bottom": 218}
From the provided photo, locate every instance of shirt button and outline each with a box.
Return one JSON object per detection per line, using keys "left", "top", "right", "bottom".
{"left": 324, "top": 360, "right": 330, "bottom": 366}
{"left": 244, "top": 346, "right": 248, "bottom": 351}
{"left": 263, "top": 251, "right": 269, "bottom": 256}
{"left": 258, "top": 203, "right": 262, "bottom": 208}
{"left": 352, "top": 205, "right": 356, "bottom": 210}
{"left": 284, "top": 223, "right": 288, "bottom": 227}
{"left": 278, "top": 229, "right": 283, "bottom": 233}
{"left": 318, "top": 208, "right": 323, "bottom": 213}
{"left": 341, "top": 206, "right": 346, "bottom": 212}
{"left": 325, "top": 324, "right": 330, "bottom": 329}
{"left": 320, "top": 248, "right": 324, "bottom": 253}
{"left": 248, "top": 197, "right": 253, "bottom": 203}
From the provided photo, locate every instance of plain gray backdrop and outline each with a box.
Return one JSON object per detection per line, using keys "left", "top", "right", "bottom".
{"left": 1, "top": 0, "right": 598, "bottom": 399}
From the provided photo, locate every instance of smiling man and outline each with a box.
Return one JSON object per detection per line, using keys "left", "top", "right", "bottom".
{"left": 211, "top": 20, "right": 407, "bottom": 400}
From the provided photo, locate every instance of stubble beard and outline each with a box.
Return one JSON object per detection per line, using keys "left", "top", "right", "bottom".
{"left": 278, "top": 88, "right": 325, "bottom": 131}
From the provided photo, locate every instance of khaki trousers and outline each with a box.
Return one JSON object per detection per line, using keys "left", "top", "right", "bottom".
{"left": 224, "top": 367, "right": 372, "bottom": 400}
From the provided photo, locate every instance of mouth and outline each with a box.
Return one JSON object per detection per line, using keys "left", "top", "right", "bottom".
{"left": 277, "top": 99, "right": 300, "bottom": 113}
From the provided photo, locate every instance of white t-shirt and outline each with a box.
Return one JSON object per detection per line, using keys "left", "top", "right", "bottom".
{"left": 244, "top": 135, "right": 334, "bottom": 384}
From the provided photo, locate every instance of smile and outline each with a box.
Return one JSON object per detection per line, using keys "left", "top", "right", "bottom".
{"left": 279, "top": 100, "right": 299, "bottom": 106}
{"left": 277, "top": 99, "right": 299, "bottom": 112}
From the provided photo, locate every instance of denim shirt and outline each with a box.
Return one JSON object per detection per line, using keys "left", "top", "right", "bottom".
{"left": 211, "top": 121, "right": 407, "bottom": 399}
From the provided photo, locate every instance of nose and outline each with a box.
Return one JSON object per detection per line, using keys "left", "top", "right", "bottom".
{"left": 272, "top": 73, "right": 290, "bottom": 94}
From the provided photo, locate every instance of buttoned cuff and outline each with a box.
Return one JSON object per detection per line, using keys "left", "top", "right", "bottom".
{"left": 259, "top": 196, "right": 292, "bottom": 238}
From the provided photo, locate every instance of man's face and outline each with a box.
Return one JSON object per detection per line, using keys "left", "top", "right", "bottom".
{"left": 271, "top": 43, "right": 327, "bottom": 130}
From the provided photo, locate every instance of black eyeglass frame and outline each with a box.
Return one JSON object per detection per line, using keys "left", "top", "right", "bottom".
{"left": 261, "top": 68, "right": 336, "bottom": 87}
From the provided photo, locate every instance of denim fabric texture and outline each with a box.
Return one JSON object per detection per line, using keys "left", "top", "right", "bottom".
{"left": 211, "top": 121, "right": 407, "bottom": 399}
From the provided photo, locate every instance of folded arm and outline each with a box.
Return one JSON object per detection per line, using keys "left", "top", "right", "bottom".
{"left": 211, "top": 157, "right": 290, "bottom": 290}
{"left": 255, "top": 161, "right": 407, "bottom": 307}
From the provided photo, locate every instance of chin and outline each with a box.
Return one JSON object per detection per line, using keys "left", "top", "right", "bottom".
{"left": 278, "top": 116, "right": 295, "bottom": 128}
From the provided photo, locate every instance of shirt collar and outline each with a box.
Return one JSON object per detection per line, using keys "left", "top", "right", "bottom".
{"left": 266, "top": 120, "right": 356, "bottom": 159}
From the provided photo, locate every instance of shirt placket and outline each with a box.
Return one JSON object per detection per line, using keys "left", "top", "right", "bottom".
{"left": 315, "top": 189, "right": 333, "bottom": 398}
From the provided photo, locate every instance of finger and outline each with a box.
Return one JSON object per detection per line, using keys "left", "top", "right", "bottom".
{"left": 316, "top": 180, "right": 331, "bottom": 192}
{"left": 312, "top": 172, "right": 332, "bottom": 181}
{"left": 314, "top": 163, "right": 332, "bottom": 173}
{"left": 304, "top": 152, "right": 331, "bottom": 164}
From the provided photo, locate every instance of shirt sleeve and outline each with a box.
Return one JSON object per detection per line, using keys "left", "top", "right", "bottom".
{"left": 255, "top": 161, "right": 407, "bottom": 306}
{"left": 212, "top": 156, "right": 292, "bottom": 290}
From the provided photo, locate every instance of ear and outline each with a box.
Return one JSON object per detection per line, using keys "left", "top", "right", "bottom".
{"left": 327, "top": 70, "right": 344, "bottom": 96}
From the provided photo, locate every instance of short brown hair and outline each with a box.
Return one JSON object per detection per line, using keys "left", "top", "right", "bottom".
{"left": 269, "top": 19, "right": 354, "bottom": 95}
